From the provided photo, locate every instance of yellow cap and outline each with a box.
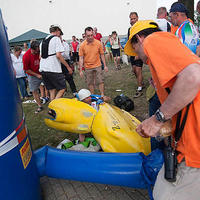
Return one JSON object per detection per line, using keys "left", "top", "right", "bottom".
{"left": 124, "top": 20, "right": 158, "bottom": 56}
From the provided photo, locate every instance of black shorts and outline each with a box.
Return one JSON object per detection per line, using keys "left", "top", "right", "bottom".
{"left": 41, "top": 72, "right": 66, "bottom": 90}
{"left": 72, "top": 52, "right": 79, "bottom": 62}
{"left": 130, "top": 56, "right": 143, "bottom": 67}
{"left": 111, "top": 48, "right": 120, "bottom": 57}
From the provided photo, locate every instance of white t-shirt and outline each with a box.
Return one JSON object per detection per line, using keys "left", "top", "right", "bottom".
{"left": 156, "top": 19, "right": 171, "bottom": 32}
{"left": 39, "top": 35, "right": 64, "bottom": 73}
{"left": 62, "top": 41, "right": 70, "bottom": 60}
{"left": 11, "top": 53, "right": 26, "bottom": 78}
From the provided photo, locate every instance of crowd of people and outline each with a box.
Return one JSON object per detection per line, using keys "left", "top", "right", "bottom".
{"left": 10, "top": 1, "right": 200, "bottom": 199}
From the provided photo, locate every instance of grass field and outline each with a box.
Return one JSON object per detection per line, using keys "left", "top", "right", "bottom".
{"left": 23, "top": 62, "right": 151, "bottom": 150}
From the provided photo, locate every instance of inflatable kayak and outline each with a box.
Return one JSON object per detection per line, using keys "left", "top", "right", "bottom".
{"left": 45, "top": 98, "right": 151, "bottom": 155}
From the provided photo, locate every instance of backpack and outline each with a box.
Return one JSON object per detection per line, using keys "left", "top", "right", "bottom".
{"left": 113, "top": 94, "right": 134, "bottom": 112}
{"left": 41, "top": 35, "right": 56, "bottom": 59}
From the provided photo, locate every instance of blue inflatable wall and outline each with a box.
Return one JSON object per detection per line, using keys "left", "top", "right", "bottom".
{"left": 0, "top": 10, "right": 41, "bottom": 200}
{"left": 34, "top": 146, "right": 147, "bottom": 188}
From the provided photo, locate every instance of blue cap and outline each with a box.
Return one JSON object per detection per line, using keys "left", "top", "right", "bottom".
{"left": 170, "top": 2, "right": 188, "bottom": 15}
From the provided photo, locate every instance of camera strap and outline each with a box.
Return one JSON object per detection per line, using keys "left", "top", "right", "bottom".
{"left": 165, "top": 88, "right": 191, "bottom": 148}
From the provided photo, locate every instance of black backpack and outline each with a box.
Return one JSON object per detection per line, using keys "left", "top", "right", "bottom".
{"left": 113, "top": 94, "right": 134, "bottom": 112}
{"left": 41, "top": 35, "right": 56, "bottom": 59}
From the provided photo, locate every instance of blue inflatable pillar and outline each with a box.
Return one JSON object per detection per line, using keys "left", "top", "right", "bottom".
{"left": 0, "top": 10, "right": 41, "bottom": 200}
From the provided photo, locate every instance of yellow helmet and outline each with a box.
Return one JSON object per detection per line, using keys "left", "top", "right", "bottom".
{"left": 124, "top": 20, "right": 158, "bottom": 56}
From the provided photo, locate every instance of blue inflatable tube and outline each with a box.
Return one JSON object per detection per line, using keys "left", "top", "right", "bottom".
{"left": 0, "top": 9, "right": 41, "bottom": 200}
{"left": 34, "top": 146, "right": 147, "bottom": 188}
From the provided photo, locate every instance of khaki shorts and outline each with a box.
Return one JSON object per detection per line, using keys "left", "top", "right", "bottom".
{"left": 153, "top": 162, "right": 200, "bottom": 200}
{"left": 85, "top": 66, "right": 104, "bottom": 86}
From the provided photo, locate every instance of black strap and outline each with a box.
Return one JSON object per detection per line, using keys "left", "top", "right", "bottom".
{"left": 165, "top": 88, "right": 191, "bottom": 143}
{"left": 174, "top": 103, "right": 191, "bottom": 142}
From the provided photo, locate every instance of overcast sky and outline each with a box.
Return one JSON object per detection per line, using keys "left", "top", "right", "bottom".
{"left": 0, "top": 0, "right": 198, "bottom": 40}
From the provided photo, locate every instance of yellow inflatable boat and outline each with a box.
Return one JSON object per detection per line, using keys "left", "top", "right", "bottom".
{"left": 45, "top": 98, "right": 151, "bottom": 155}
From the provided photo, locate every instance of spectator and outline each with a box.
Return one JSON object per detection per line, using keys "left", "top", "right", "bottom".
{"left": 23, "top": 41, "right": 43, "bottom": 113}
{"left": 79, "top": 27, "right": 108, "bottom": 96}
{"left": 39, "top": 25, "right": 72, "bottom": 101}
{"left": 22, "top": 42, "right": 29, "bottom": 55}
{"left": 70, "top": 36, "right": 79, "bottom": 70}
{"left": 82, "top": 33, "right": 86, "bottom": 41}
{"left": 104, "top": 35, "right": 113, "bottom": 63}
{"left": 11, "top": 46, "right": 29, "bottom": 100}
{"left": 93, "top": 27, "right": 105, "bottom": 70}
{"left": 93, "top": 27, "right": 102, "bottom": 41}
{"left": 110, "top": 31, "right": 122, "bottom": 70}
{"left": 196, "top": 0, "right": 200, "bottom": 14}
{"left": 156, "top": 7, "right": 171, "bottom": 32}
{"left": 128, "top": 12, "right": 144, "bottom": 98}
{"left": 60, "top": 36, "right": 77, "bottom": 96}
{"left": 124, "top": 19, "right": 200, "bottom": 200}
{"left": 169, "top": 2, "right": 200, "bottom": 55}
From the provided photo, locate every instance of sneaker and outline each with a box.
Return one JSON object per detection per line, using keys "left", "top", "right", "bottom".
{"left": 41, "top": 97, "right": 49, "bottom": 104}
{"left": 134, "top": 90, "right": 143, "bottom": 98}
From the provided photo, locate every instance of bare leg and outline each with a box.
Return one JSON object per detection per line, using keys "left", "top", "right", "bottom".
{"left": 132, "top": 65, "right": 143, "bottom": 98}
{"left": 99, "top": 83, "right": 104, "bottom": 96}
{"left": 32, "top": 90, "right": 42, "bottom": 107}
{"left": 44, "top": 86, "right": 49, "bottom": 98}
{"left": 55, "top": 88, "right": 66, "bottom": 99}
{"left": 105, "top": 53, "right": 110, "bottom": 64}
{"left": 49, "top": 89, "right": 56, "bottom": 101}
{"left": 113, "top": 57, "right": 117, "bottom": 69}
{"left": 79, "top": 134, "right": 85, "bottom": 142}
{"left": 40, "top": 85, "right": 45, "bottom": 98}
{"left": 135, "top": 67, "right": 143, "bottom": 87}
{"left": 117, "top": 56, "right": 121, "bottom": 68}
{"left": 109, "top": 52, "right": 113, "bottom": 62}
{"left": 88, "top": 84, "right": 94, "bottom": 94}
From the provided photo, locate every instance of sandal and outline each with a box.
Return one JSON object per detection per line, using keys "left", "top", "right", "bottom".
{"left": 35, "top": 106, "right": 43, "bottom": 114}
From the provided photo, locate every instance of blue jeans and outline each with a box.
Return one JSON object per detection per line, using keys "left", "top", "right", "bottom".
{"left": 16, "top": 77, "right": 28, "bottom": 98}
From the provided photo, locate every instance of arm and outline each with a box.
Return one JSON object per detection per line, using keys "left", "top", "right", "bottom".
{"left": 100, "top": 54, "right": 108, "bottom": 72}
{"left": 79, "top": 56, "right": 84, "bottom": 77}
{"left": 118, "top": 38, "right": 122, "bottom": 49}
{"left": 56, "top": 52, "right": 72, "bottom": 74}
{"left": 102, "top": 96, "right": 111, "bottom": 102}
{"left": 109, "top": 38, "right": 113, "bottom": 46}
{"left": 196, "top": 45, "right": 200, "bottom": 57}
{"left": 104, "top": 39, "right": 108, "bottom": 45}
{"left": 136, "top": 63, "right": 200, "bottom": 137}
{"left": 26, "top": 70, "right": 42, "bottom": 79}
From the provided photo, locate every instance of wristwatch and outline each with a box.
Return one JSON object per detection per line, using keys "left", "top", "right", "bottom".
{"left": 155, "top": 109, "right": 167, "bottom": 123}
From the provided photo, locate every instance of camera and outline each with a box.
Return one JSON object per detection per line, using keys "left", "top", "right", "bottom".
{"left": 163, "top": 145, "right": 177, "bottom": 182}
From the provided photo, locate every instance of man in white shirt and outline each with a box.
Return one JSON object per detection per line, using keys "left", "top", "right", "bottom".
{"left": 156, "top": 7, "right": 171, "bottom": 32}
{"left": 11, "top": 46, "right": 28, "bottom": 99}
{"left": 40, "top": 25, "right": 72, "bottom": 101}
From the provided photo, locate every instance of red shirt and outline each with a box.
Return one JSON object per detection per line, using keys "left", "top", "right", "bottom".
{"left": 93, "top": 33, "right": 102, "bottom": 41}
{"left": 71, "top": 41, "right": 79, "bottom": 52}
{"left": 23, "top": 49, "right": 40, "bottom": 75}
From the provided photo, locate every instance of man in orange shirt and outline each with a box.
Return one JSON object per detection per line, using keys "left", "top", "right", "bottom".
{"left": 124, "top": 20, "right": 200, "bottom": 200}
{"left": 79, "top": 27, "right": 108, "bottom": 96}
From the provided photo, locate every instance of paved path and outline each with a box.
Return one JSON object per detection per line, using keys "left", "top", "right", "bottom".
{"left": 41, "top": 177, "right": 150, "bottom": 200}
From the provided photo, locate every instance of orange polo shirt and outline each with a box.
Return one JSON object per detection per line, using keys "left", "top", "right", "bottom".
{"left": 143, "top": 32, "right": 200, "bottom": 168}
{"left": 79, "top": 39, "right": 104, "bottom": 69}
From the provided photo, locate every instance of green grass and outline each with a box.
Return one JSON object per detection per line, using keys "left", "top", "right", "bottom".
{"left": 23, "top": 63, "right": 151, "bottom": 150}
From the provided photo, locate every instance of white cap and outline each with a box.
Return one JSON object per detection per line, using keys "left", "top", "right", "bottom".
{"left": 77, "top": 89, "right": 91, "bottom": 101}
